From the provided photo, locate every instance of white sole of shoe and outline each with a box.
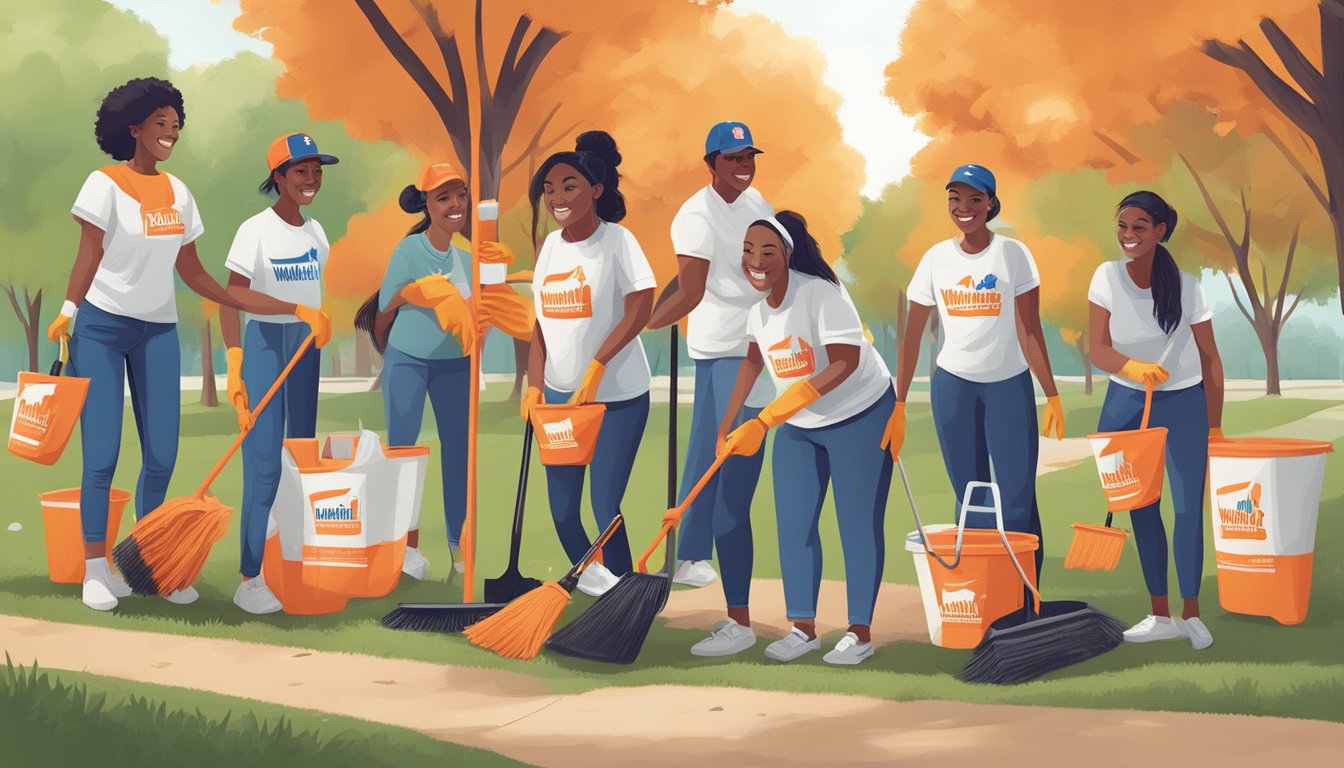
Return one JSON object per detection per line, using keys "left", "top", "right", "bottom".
{"left": 691, "top": 640, "right": 757, "bottom": 657}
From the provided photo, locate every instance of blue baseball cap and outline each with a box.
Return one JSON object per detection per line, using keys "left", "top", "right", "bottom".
{"left": 267, "top": 132, "right": 340, "bottom": 172}
{"left": 946, "top": 163, "right": 1001, "bottom": 220}
{"left": 704, "top": 121, "right": 762, "bottom": 157}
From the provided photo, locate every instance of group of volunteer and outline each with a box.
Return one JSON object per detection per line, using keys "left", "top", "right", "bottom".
{"left": 48, "top": 76, "right": 1226, "bottom": 660}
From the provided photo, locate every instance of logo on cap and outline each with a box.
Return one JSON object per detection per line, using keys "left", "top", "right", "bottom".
{"left": 732, "top": 126, "right": 745, "bottom": 140}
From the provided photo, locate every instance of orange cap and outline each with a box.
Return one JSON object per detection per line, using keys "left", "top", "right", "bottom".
{"left": 266, "top": 132, "right": 339, "bottom": 172}
{"left": 416, "top": 163, "right": 466, "bottom": 191}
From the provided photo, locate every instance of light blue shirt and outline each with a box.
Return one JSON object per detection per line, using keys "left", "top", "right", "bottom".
{"left": 378, "top": 233, "right": 473, "bottom": 360}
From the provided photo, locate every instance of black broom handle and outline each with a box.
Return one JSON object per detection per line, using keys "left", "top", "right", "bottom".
{"left": 668, "top": 324, "right": 678, "bottom": 508}
{"left": 506, "top": 421, "right": 533, "bottom": 570}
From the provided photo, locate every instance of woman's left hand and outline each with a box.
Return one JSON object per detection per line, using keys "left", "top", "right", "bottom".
{"left": 1041, "top": 395, "right": 1065, "bottom": 440}
{"left": 718, "top": 418, "right": 768, "bottom": 458}
{"left": 568, "top": 360, "right": 606, "bottom": 405}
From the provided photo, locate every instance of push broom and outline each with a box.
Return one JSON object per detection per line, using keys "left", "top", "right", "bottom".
{"left": 114, "top": 334, "right": 316, "bottom": 597}
{"left": 545, "top": 451, "right": 727, "bottom": 665}
{"left": 463, "top": 513, "right": 626, "bottom": 660}
{"left": 381, "top": 421, "right": 543, "bottom": 632}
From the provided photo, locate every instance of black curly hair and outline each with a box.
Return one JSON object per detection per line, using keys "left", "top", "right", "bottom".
{"left": 93, "top": 77, "right": 186, "bottom": 161}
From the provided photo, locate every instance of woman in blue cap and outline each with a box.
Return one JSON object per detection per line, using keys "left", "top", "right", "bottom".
{"left": 889, "top": 164, "right": 1063, "bottom": 577}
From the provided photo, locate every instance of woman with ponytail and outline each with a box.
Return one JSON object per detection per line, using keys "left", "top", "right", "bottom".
{"left": 710, "top": 211, "right": 895, "bottom": 666}
{"left": 524, "top": 131, "right": 656, "bottom": 597}
{"left": 373, "top": 162, "right": 487, "bottom": 579}
{"left": 1089, "top": 190, "right": 1224, "bottom": 651}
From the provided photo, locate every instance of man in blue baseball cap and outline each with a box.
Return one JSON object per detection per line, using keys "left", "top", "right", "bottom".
{"left": 647, "top": 120, "right": 776, "bottom": 658}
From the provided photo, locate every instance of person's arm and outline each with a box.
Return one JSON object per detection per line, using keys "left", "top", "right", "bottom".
{"left": 1014, "top": 287, "right": 1058, "bottom": 398}
{"left": 219, "top": 272, "right": 247, "bottom": 350}
{"left": 526, "top": 321, "right": 547, "bottom": 390}
{"left": 594, "top": 289, "right": 654, "bottom": 365}
{"left": 48, "top": 218, "right": 107, "bottom": 340}
{"left": 1191, "top": 320, "right": 1224, "bottom": 431}
{"left": 895, "top": 301, "right": 932, "bottom": 401}
{"left": 1088, "top": 302, "right": 1125, "bottom": 374}
{"left": 717, "top": 344, "right": 764, "bottom": 438}
{"left": 176, "top": 242, "right": 297, "bottom": 314}
{"left": 648, "top": 256, "right": 709, "bottom": 329}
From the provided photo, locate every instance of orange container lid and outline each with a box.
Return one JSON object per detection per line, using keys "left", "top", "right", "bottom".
{"left": 1087, "top": 426, "right": 1168, "bottom": 440}
{"left": 1209, "top": 437, "right": 1334, "bottom": 458}
{"left": 383, "top": 445, "right": 431, "bottom": 458}
{"left": 923, "top": 528, "right": 1039, "bottom": 556}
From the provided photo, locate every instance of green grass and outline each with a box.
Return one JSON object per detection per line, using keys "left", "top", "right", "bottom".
{"left": 1, "top": 381, "right": 1341, "bottom": 723}
{"left": 0, "top": 656, "right": 533, "bottom": 767}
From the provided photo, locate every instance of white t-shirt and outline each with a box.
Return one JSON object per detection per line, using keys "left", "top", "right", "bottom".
{"left": 746, "top": 273, "right": 892, "bottom": 429}
{"left": 71, "top": 169, "right": 205, "bottom": 323}
{"left": 1088, "top": 260, "right": 1211, "bottom": 391}
{"left": 533, "top": 222, "right": 657, "bottom": 402}
{"left": 908, "top": 235, "right": 1040, "bottom": 383}
{"left": 225, "top": 208, "right": 329, "bottom": 326}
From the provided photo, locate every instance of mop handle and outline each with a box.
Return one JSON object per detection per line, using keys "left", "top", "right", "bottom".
{"left": 566, "top": 513, "right": 626, "bottom": 579}
{"left": 193, "top": 333, "right": 315, "bottom": 499}
{"left": 897, "top": 458, "right": 972, "bottom": 571}
{"left": 636, "top": 452, "right": 729, "bottom": 573}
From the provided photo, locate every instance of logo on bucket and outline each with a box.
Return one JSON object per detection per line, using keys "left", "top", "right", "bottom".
{"left": 1216, "top": 481, "right": 1267, "bottom": 541}
{"left": 1096, "top": 449, "right": 1141, "bottom": 501}
{"left": 310, "top": 488, "right": 362, "bottom": 536}
{"left": 940, "top": 274, "right": 1001, "bottom": 317}
{"left": 937, "top": 581, "right": 983, "bottom": 625}
{"left": 541, "top": 418, "right": 579, "bottom": 450}
{"left": 142, "top": 206, "right": 185, "bottom": 237}
{"left": 540, "top": 266, "right": 592, "bottom": 319}
{"left": 766, "top": 335, "right": 815, "bottom": 378}
{"left": 10, "top": 382, "right": 57, "bottom": 445}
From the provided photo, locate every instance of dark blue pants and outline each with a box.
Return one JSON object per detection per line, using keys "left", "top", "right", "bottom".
{"left": 70, "top": 302, "right": 180, "bottom": 542}
{"left": 1097, "top": 382, "right": 1208, "bottom": 599}
{"left": 239, "top": 321, "right": 321, "bottom": 577}
{"left": 382, "top": 345, "right": 470, "bottom": 546}
{"left": 930, "top": 368, "right": 1044, "bottom": 577}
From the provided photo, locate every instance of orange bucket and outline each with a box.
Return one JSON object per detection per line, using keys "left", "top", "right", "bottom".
{"left": 922, "top": 529, "right": 1040, "bottom": 649}
{"left": 8, "top": 338, "right": 89, "bottom": 465}
{"left": 39, "top": 488, "right": 131, "bottom": 583}
{"left": 530, "top": 403, "right": 605, "bottom": 466}
{"left": 1088, "top": 384, "right": 1167, "bottom": 513}
{"left": 1063, "top": 517, "right": 1128, "bottom": 571}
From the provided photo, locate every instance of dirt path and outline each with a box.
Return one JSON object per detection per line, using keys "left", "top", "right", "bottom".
{"left": 3, "top": 613, "right": 1339, "bottom": 767}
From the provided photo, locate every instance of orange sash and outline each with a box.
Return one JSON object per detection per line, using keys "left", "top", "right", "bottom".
{"left": 99, "top": 164, "right": 185, "bottom": 238}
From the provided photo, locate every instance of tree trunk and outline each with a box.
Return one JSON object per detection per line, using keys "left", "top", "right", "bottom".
{"left": 1074, "top": 333, "right": 1093, "bottom": 395}
{"left": 510, "top": 337, "right": 528, "bottom": 402}
{"left": 355, "top": 331, "right": 373, "bottom": 377}
{"left": 369, "top": 368, "right": 383, "bottom": 392}
{"left": 4, "top": 285, "right": 42, "bottom": 372}
{"left": 1257, "top": 325, "right": 1284, "bottom": 395}
{"left": 199, "top": 319, "right": 219, "bottom": 407}
{"left": 330, "top": 347, "right": 343, "bottom": 377}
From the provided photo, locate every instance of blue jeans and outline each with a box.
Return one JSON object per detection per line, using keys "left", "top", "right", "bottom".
{"left": 382, "top": 345, "right": 470, "bottom": 546}
{"left": 239, "top": 321, "right": 321, "bottom": 577}
{"left": 1097, "top": 382, "right": 1208, "bottom": 599}
{"left": 773, "top": 388, "right": 895, "bottom": 626}
{"left": 69, "top": 302, "right": 180, "bottom": 542}
{"left": 930, "top": 368, "right": 1044, "bottom": 578}
{"left": 542, "top": 388, "right": 649, "bottom": 575}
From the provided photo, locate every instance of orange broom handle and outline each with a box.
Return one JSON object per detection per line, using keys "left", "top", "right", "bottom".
{"left": 193, "top": 333, "right": 315, "bottom": 499}
{"left": 1140, "top": 381, "right": 1154, "bottom": 430}
{"left": 636, "top": 452, "right": 729, "bottom": 573}
{"left": 569, "top": 513, "right": 627, "bottom": 579}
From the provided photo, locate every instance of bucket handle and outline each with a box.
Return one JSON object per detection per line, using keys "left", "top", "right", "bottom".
{"left": 50, "top": 335, "right": 70, "bottom": 377}
{"left": 895, "top": 459, "right": 981, "bottom": 571}
{"left": 1140, "top": 382, "right": 1154, "bottom": 431}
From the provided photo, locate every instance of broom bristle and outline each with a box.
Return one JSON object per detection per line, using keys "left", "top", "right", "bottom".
{"left": 463, "top": 581, "right": 571, "bottom": 659}
{"left": 381, "top": 603, "right": 505, "bottom": 633}
{"left": 112, "top": 498, "right": 232, "bottom": 596}
{"left": 1064, "top": 524, "right": 1127, "bottom": 571}
{"left": 546, "top": 572, "right": 670, "bottom": 664}
{"left": 962, "top": 602, "right": 1126, "bottom": 684}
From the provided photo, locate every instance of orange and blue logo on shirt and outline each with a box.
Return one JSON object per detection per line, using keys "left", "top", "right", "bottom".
{"left": 539, "top": 266, "right": 592, "bottom": 319}
{"left": 766, "top": 335, "right": 815, "bottom": 378}
{"left": 270, "top": 248, "right": 322, "bottom": 282}
{"left": 941, "top": 273, "right": 1001, "bottom": 317}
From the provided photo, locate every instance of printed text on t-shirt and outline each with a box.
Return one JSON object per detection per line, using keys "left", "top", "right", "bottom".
{"left": 940, "top": 274, "right": 1001, "bottom": 317}
{"left": 540, "top": 266, "right": 593, "bottom": 319}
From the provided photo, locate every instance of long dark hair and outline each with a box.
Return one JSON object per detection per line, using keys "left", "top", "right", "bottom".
{"left": 1117, "top": 190, "right": 1181, "bottom": 334}
{"left": 258, "top": 159, "right": 295, "bottom": 196}
{"left": 529, "top": 130, "right": 626, "bottom": 245}
{"left": 753, "top": 210, "right": 838, "bottom": 285}
{"left": 399, "top": 184, "right": 432, "bottom": 236}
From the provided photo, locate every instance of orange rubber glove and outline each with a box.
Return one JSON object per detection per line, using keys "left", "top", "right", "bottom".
{"left": 225, "top": 347, "right": 251, "bottom": 431}
{"left": 718, "top": 418, "right": 768, "bottom": 458}
{"left": 399, "top": 274, "right": 457, "bottom": 308}
{"left": 520, "top": 386, "right": 542, "bottom": 422}
{"left": 479, "top": 240, "right": 516, "bottom": 266}
{"left": 758, "top": 380, "right": 822, "bottom": 428}
{"left": 46, "top": 313, "right": 71, "bottom": 342}
{"left": 1041, "top": 395, "right": 1064, "bottom": 440}
{"left": 1118, "top": 359, "right": 1169, "bottom": 387}
{"left": 1209, "top": 427, "right": 1226, "bottom": 441}
{"left": 293, "top": 304, "right": 331, "bottom": 349}
{"left": 880, "top": 401, "right": 906, "bottom": 460}
{"left": 568, "top": 360, "right": 606, "bottom": 405}
{"left": 429, "top": 289, "right": 478, "bottom": 357}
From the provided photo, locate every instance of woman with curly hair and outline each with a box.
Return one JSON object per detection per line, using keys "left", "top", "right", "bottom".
{"left": 46, "top": 77, "right": 330, "bottom": 613}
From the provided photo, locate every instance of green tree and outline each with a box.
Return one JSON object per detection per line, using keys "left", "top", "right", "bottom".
{"left": 841, "top": 178, "right": 922, "bottom": 372}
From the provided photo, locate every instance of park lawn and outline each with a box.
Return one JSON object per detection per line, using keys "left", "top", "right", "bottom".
{"left": 0, "top": 657, "right": 535, "bottom": 767}
{"left": 0, "top": 381, "right": 1340, "bottom": 723}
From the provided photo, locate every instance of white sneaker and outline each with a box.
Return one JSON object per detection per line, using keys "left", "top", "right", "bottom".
{"left": 85, "top": 557, "right": 131, "bottom": 598}
{"left": 823, "top": 632, "right": 875, "bottom": 666}
{"left": 1178, "top": 617, "right": 1214, "bottom": 650}
{"left": 234, "top": 577, "right": 283, "bottom": 615}
{"left": 81, "top": 576, "right": 118, "bottom": 611}
{"left": 449, "top": 544, "right": 465, "bottom": 575}
{"left": 672, "top": 560, "right": 718, "bottom": 588}
{"left": 576, "top": 562, "right": 620, "bottom": 597}
{"left": 763, "top": 627, "right": 821, "bottom": 662}
{"left": 1123, "top": 615, "right": 1184, "bottom": 643}
{"left": 691, "top": 619, "right": 757, "bottom": 657}
{"left": 402, "top": 546, "right": 431, "bottom": 580}
{"left": 164, "top": 585, "right": 199, "bottom": 605}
